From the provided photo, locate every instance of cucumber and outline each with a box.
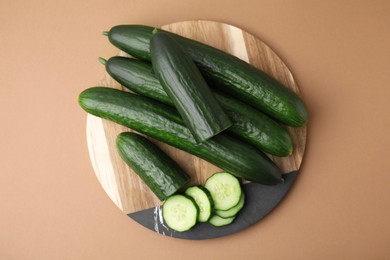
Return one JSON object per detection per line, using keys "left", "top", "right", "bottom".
{"left": 100, "top": 57, "right": 169, "bottom": 104}
{"left": 214, "top": 91, "right": 293, "bottom": 156}
{"left": 209, "top": 215, "right": 236, "bottom": 227}
{"left": 116, "top": 132, "right": 190, "bottom": 201}
{"left": 104, "top": 25, "right": 308, "bottom": 127}
{"left": 101, "top": 56, "right": 293, "bottom": 156}
{"left": 162, "top": 194, "right": 199, "bottom": 232}
{"left": 184, "top": 186, "right": 214, "bottom": 222}
{"left": 215, "top": 192, "right": 245, "bottom": 219}
{"left": 78, "top": 87, "right": 283, "bottom": 185}
{"left": 204, "top": 172, "right": 242, "bottom": 211}
{"left": 150, "top": 32, "right": 232, "bottom": 143}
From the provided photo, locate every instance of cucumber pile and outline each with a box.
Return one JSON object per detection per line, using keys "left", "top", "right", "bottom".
{"left": 99, "top": 56, "right": 293, "bottom": 156}
{"left": 150, "top": 32, "right": 232, "bottom": 143}
{"left": 163, "top": 172, "right": 245, "bottom": 231}
{"left": 104, "top": 25, "right": 308, "bottom": 127}
{"left": 78, "top": 23, "right": 309, "bottom": 232}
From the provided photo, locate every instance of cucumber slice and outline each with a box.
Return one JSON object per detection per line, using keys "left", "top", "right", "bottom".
{"left": 204, "top": 172, "right": 242, "bottom": 210}
{"left": 209, "top": 214, "right": 236, "bottom": 227}
{"left": 162, "top": 195, "right": 199, "bottom": 232}
{"left": 185, "top": 186, "right": 214, "bottom": 222}
{"left": 215, "top": 192, "right": 245, "bottom": 219}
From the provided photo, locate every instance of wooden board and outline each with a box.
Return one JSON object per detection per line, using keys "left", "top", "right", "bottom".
{"left": 86, "top": 20, "right": 307, "bottom": 215}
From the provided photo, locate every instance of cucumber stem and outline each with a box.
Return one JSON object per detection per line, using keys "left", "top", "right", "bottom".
{"left": 98, "top": 57, "right": 107, "bottom": 65}
{"left": 102, "top": 31, "right": 109, "bottom": 36}
{"left": 152, "top": 28, "right": 158, "bottom": 35}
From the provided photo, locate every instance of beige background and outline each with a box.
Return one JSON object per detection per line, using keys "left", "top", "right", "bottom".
{"left": 1, "top": 0, "right": 389, "bottom": 259}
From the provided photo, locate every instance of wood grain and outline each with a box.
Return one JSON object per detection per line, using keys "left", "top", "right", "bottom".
{"left": 86, "top": 21, "right": 307, "bottom": 214}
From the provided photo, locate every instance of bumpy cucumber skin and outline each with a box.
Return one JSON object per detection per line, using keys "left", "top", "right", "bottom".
{"left": 78, "top": 87, "right": 283, "bottom": 185}
{"left": 150, "top": 32, "right": 232, "bottom": 143}
{"left": 214, "top": 91, "right": 293, "bottom": 156}
{"left": 105, "top": 57, "right": 292, "bottom": 156}
{"left": 105, "top": 57, "right": 170, "bottom": 104}
{"left": 106, "top": 25, "right": 308, "bottom": 127}
{"left": 108, "top": 26, "right": 152, "bottom": 61}
{"left": 116, "top": 132, "right": 190, "bottom": 201}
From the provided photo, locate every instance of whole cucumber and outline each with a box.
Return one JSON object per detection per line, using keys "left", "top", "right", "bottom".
{"left": 78, "top": 87, "right": 283, "bottom": 185}
{"left": 104, "top": 25, "right": 308, "bottom": 127}
{"left": 116, "top": 132, "right": 190, "bottom": 201}
{"left": 102, "top": 56, "right": 293, "bottom": 156}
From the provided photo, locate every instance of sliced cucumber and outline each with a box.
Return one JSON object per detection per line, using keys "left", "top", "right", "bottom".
{"left": 162, "top": 195, "right": 199, "bottom": 232}
{"left": 215, "top": 192, "right": 245, "bottom": 219}
{"left": 184, "top": 186, "right": 214, "bottom": 222}
{"left": 209, "top": 215, "right": 236, "bottom": 227}
{"left": 204, "top": 172, "right": 242, "bottom": 211}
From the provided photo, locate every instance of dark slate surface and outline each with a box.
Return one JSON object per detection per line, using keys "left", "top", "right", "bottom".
{"left": 128, "top": 171, "right": 298, "bottom": 240}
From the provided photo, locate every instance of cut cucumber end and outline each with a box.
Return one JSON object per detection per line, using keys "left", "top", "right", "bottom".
{"left": 215, "top": 192, "right": 245, "bottom": 219}
{"left": 185, "top": 186, "right": 214, "bottom": 222}
{"left": 209, "top": 214, "right": 236, "bottom": 227}
{"left": 205, "top": 172, "right": 242, "bottom": 211}
{"left": 162, "top": 195, "right": 199, "bottom": 232}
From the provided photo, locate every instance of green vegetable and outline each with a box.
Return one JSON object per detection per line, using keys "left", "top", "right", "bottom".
{"left": 162, "top": 194, "right": 199, "bottom": 232}
{"left": 204, "top": 172, "right": 242, "bottom": 211}
{"left": 184, "top": 186, "right": 214, "bottom": 222}
{"left": 215, "top": 192, "right": 245, "bottom": 219}
{"left": 116, "top": 132, "right": 190, "bottom": 201}
{"left": 150, "top": 32, "right": 232, "bottom": 143}
{"left": 100, "top": 57, "right": 170, "bottom": 104}
{"left": 209, "top": 215, "right": 236, "bottom": 227}
{"left": 100, "top": 56, "right": 293, "bottom": 156}
{"left": 214, "top": 91, "right": 293, "bottom": 156}
{"left": 104, "top": 25, "right": 308, "bottom": 127}
{"left": 78, "top": 87, "right": 283, "bottom": 185}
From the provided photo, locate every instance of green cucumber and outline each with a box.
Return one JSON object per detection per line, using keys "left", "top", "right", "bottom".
{"left": 150, "top": 32, "right": 232, "bottom": 143}
{"left": 104, "top": 25, "right": 308, "bottom": 127}
{"left": 215, "top": 192, "right": 245, "bottom": 219}
{"left": 101, "top": 56, "right": 293, "bottom": 156}
{"left": 209, "top": 215, "right": 236, "bottom": 227}
{"left": 214, "top": 91, "right": 293, "bottom": 156}
{"left": 116, "top": 132, "right": 190, "bottom": 201}
{"left": 184, "top": 186, "right": 214, "bottom": 222}
{"left": 204, "top": 172, "right": 242, "bottom": 211}
{"left": 78, "top": 87, "right": 283, "bottom": 185}
{"left": 162, "top": 194, "right": 199, "bottom": 232}
{"left": 100, "top": 57, "right": 169, "bottom": 104}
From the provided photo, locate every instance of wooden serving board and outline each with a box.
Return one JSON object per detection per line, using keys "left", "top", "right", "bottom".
{"left": 86, "top": 21, "right": 307, "bottom": 217}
